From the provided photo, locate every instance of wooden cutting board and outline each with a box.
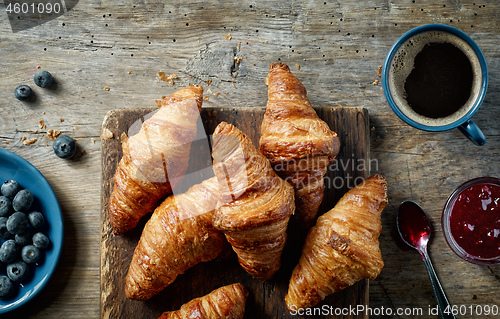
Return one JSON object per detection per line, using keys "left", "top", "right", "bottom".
{"left": 100, "top": 106, "right": 370, "bottom": 319}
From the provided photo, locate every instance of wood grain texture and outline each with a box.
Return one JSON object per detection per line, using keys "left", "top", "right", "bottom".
{"left": 101, "top": 106, "right": 369, "bottom": 319}
{"left": 0, "top": 0, "right": 498, "bottom": 318}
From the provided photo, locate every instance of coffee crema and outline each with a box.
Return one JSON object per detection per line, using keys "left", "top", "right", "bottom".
{"left": 388, "top": 30, "right": 482, "bottom": 127}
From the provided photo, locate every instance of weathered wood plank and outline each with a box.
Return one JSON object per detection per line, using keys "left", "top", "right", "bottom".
{"left": 0, "top": 0, "right": 498, "bottom": 318}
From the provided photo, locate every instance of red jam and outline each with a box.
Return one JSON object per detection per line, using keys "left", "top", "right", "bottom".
{"left": 449, "top": 183, "right": 500, "bottom": 259}
{"left": 398, "top": 201, "right": 431, "bottom": 247}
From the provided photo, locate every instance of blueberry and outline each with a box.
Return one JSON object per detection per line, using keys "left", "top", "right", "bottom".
{"left": 53, "top": 135, "right": 76, "bottom": 159}
{"left": 34, "top": 70, "right": 53, "bottom": 88}
{"left": 0, "top": 276, "right": 14, "bottom": 299}
{"left": 0, "top": 196, "right": 12, "bottom": 217}
{"left": 0, "top": 217, "right": 13, "bottom": 240}
{"left": 33, "top": 232, "right": 50, "bottom": 250}
{"left": 1, "top": 180, "right": 21, "bottom": 198}
{"left": 14, "top": 84, "right": 33, "bottom": 101}
{"left": 6, "top": 212, "right": 28, "bottom": 235}
{"left": 12, "top": 189, "right": 33, "bottom": 212}
{"left": 28, "top": 211, "right": 45, "bottom": 230}
{"left": 21, "top": 245, "right": 41, "bottom": 264}
{"left": 7, "top": 261, "right": 29, "bottom": 282}
{"left": 15, "top": 227, "right": 34, "bottom": 246}
{"left": 0, "top": 240, "right": 18, "bottom": 264}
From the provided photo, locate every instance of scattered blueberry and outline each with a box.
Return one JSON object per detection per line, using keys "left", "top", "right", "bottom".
{"left": 0, "top": 196, "right": 12, "bottom": 217}
{"left": 28, "top": 211, "right": 45, "bottom": 230}
{"left": 14, "top": 84, "right": 33, "bottom": 101}
{"left": 0, "top": 240, "right": 18, "bottom": 264}
{"left": 53, "top": 135, "right": 77, "bottom": 159}
{"left": 0, "top": 217, "right": 12, "bottom": 240}
{"left": 0, "top": 276, "right": 14, "bottom": 299}
{"left": 21, "top": 245, "right": 41, "bottom": 264}
{"left": 33, "top": 70, "right": 53, "bottom": 88}
{"left": 14, "top": 228, "right": 34, "bottom": 246}
{"left": 32, "top": 232, "right": 50, "bottom": 250}
{"left": 6, "top": 212, "right": 28, "bottom": 235}
{"left": 12, "top": 189, "right": 33, "bottom": 212}
{"left": 1, "top": 180, "right": 21, "bottom": 198}
{"left": 7, "top": 261, "right": 29, "bottom": 282}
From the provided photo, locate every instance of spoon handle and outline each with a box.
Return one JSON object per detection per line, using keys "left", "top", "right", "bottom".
{"left": 420, "top": 246, "right": 456, "bottom": 319}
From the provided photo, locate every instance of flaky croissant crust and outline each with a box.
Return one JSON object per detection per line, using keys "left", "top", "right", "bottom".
{"left": 285, "top": 174, "right": 387, "bottom": 310}
{"left": 108, "top": 85, "right": 203, "bottom": 235}
{"left": 212, "top": 122, "right": 295, "bottom": 281}
{"left": 158, "top": 283, "right": 249, "bottom": 319}
{"left": 212, "top": 122, "right": 294, "bottom": 229}
{"left": 259, "top": 63, "right": 340, "bottom": 164}
{"left": 125, "top": 177, "right": 226, "bottom": 301}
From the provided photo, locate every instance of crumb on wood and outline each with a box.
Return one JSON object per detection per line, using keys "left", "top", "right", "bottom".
{"left": 214, "top": 92, "right": 220, "bottom": 97}
{"left": 206, "top": 79, "right": 212, "bottom": 85}
{"left": 5, "top": 142, "right": 9, "bottom": 145}
{"left": 104, "top": 86, "right": 110, "bottom": 91}
{"left": 232, "top": 83, "right": 237, "bottom": 89}
{"left": 128, "top": 71, "right": 133, "bottom": 74}
{"left": 46, "top": 129, "right": 61, "bottom": 141}
{"left": 377, "top": 65, "right": 382, "bottom": 78}
{"left": 39, "top": 120, "right": 46, "bottom": 129}
{"left": 234, "top": 57, "right": 243, "bottom": 64}
{"left": 158, "top": 72, "right": 178, "bottom": 84}
{"left": 21, "top": 136, "right": 26, "bottom": 142}
{"left": 372, "top": 79, "right": 379, "bottom": 85}
{"left": 23, "top": 138, "right": 37, "bottom": 145}
{"left": 223, "top": 33, "right": 232, "bottom": 40}
{"left": 296, "top": 51, "right": 301, "bottom": 54}
{"left": 82, "top": 150, "right": 87, "bottom": 156}
{"left": 92, "top": 139, "right": 96, "bottom": 144}
{"left": 295, "top": 64, "right": 300, "bottom": 70}
{"left": 60, "top": 118, "right": 64, "bottom": 122}
{"left": 204, "top": 96, "right": 209, "bottom": 100}
{"left": 101, "top": 128, "right": 114, "bottom": 140}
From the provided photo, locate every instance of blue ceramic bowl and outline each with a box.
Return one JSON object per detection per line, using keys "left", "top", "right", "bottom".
{"left": 0, "top": 148, "right": 63, "bottom": 314}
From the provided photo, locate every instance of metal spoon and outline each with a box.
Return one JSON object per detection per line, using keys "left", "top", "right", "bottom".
{"left": 397, "top": 201, "right": 456, "bottom": 319}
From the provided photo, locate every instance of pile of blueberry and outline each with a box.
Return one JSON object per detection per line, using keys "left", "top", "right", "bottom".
{"left": 0, "top": 180, "right": 50, "bottom": 299}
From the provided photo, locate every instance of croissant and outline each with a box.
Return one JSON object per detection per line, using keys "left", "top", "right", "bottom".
{"left": 285, "top": 174, "right": 387, "bottom": 310}
{"left": 125, "top": 176, "right": 227, "bottom": 301}
{"left": 108, "top": 85, "right": 204, "bottom": 235}
{"left": 259, "top": 63, "right": 340, "bottom": 227}
{"left": 158, "top": 283, "right": 248, "bottom": 319}
{"left": 211, "top": 122, "right": 295, "bottom": 281}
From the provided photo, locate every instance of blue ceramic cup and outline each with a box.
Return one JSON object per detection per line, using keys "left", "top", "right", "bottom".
{"left": 382, "top": 24, "right": 487, "bottom": 146}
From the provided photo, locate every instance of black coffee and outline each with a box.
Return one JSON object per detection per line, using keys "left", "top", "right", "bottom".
{"left": 404, "top": 42, "right": 473, "bottom": 119}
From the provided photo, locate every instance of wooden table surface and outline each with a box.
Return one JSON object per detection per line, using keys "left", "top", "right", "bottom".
{"left": 0, "top": 0, "right": 498, "bottom": 318}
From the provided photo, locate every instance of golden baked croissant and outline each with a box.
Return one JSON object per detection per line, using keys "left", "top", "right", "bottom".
{"left": 158, "top": 283, "right": 248, "bottom": 319}
{"left": 259, "top": 63, "right": 340, "bottom": 227}
{"left": 125, "top": 176, "right": 227, "bottom": 301}
{"left": 285, "top": 174, "right": 387, "bottom": 310}
{"left": 211, "top": 122, "right": 295, "bottom": 281}
{"left": 108, "top": 85, "right": 204, "bottom": 235}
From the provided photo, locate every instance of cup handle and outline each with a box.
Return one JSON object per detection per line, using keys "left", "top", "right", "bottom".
{"left": 457, "top": 119, "right": 486, "bottom": 146}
